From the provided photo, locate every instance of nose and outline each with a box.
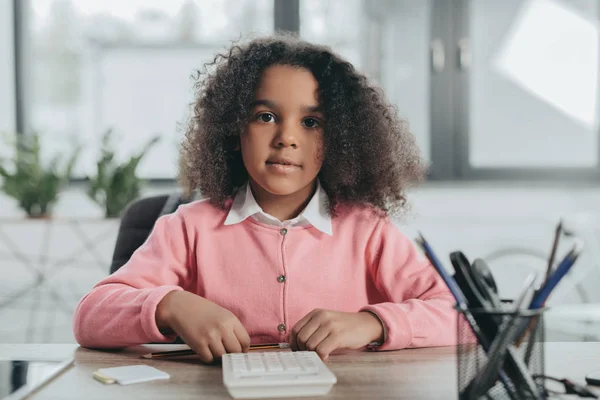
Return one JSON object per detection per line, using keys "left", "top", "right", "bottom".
{"left": 273, "top": 120, "right": 298, "bottom": 149}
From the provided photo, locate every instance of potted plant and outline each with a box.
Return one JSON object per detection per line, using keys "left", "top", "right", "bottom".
{"left": 0, "top": 133, "right": 80, "bottom": 219}
{"left": 87, "top": 129, "right": 160, "bottom": 218}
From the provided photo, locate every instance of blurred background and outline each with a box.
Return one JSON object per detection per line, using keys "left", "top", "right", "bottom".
{"left": 1, "top": 0, "right": 600, "bottom": 345}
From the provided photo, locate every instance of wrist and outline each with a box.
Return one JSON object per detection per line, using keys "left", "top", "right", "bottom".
{"left": 359, "top": 311, "right": 384, "bottom": 343}
{"left": 156, "top": 290, "right": 180, "bottom": 332}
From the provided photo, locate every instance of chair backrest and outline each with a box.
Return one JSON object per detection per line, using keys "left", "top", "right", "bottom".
{"left": 110, "top": 193, "right": 190, "bottom": 345}
{"left": 110, "top": 193, "right": 187, "bottom": 274}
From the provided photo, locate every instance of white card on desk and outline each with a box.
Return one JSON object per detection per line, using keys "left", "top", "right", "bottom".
{"left": 95, "top": 365, "right": 170, "bottom": 385}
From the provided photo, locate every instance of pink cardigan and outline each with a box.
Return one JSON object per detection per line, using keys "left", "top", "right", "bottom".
{"left": 73, "top": 200, "right": 458, "bottom": 350}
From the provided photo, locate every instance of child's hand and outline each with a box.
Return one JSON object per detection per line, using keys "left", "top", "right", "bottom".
{"left": 156, "top": 291, "right": 251, "bottom": 363}
{"left": 289, "top": 309, "right": 384, "bottom": 361}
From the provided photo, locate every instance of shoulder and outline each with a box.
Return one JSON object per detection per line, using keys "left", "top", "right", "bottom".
{"left": 178, "top": 196, "right": 231, "bottom": 221}
{"left": 332, "top": 203, "right": 388, "bottom": 230}
{"left": 333, "top": 204, "right": 412, "bottom": 247}
{"left": 160, "top": 197, "right": 232, "bottom": 232}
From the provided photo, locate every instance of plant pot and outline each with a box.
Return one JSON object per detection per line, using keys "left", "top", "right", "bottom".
{"left": 26, "top": 214, "right": 53, "bottom": 220}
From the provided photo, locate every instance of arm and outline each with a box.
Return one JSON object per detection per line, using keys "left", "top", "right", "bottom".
{"left": 72, "top": 210, "right": 193, "bottom": 348}
{"left": 360, "top": 218, "right": 458, "bottom": 350}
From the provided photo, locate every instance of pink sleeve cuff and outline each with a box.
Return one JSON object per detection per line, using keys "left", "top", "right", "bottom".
{"left": 360, "top": 303, "right": 413, "bottom": 351}
{"left": 140, "top": 286, "right": 183, "bottom": 343}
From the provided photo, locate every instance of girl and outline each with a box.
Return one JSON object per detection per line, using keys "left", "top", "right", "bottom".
{"left": 73, "top": 35, "right": 457, "bottom": 363}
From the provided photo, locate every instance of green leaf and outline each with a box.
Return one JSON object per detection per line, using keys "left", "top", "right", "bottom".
{"left": 86, "top": 129, "right": 160, "bottom": 218}
{"left": 0, "top": 132, "right": 79, "bottom": 217}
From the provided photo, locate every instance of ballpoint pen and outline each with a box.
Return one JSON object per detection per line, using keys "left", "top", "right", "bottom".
{"left": 545, "top": 219, "right": 563, "bottom": 280}
{"left": 142, "top": 343, "right": 290, "bottom": 359}
{"left": 143, "top": 341, "right": 383, "bottom": 359}
{"left": 415, "top": 233, "right": 468, "bottom": 306}
{"left": 521, "top": 239, "right": 584, "bottom": 366}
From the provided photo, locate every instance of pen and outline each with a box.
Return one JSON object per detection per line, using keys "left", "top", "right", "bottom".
{"left": 530, "top": 239, "right": 583, "bottom": 309}
{"left": 517, "top": 238, "right": 583, "bottom": 337}
{"left": 545, "top": 219, "right": 563, "bottom": 280}
{"left": 415, "top": 233, "right": 468, "bottom": 306}
{"left": 142, "top": 343, "right": 290, "bottom": 359}
{"left": 521, "top": 239, "right": 583, "bottom": 365}
{"left": 142, "top": 340, "right": 384, "bottom": 359}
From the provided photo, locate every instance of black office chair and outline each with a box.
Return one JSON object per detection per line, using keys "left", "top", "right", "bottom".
{"left": 109, "top": 192, "right": 190, "bottom": 344}
{"left": 110, "top": 192, "right": 189, "bottom": 274}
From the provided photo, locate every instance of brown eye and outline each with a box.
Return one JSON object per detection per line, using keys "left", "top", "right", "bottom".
{"left": 302, "top": 118, "right": 320, "bottom": 129}
{"left": 257, "top": 112, "right": 276, "bottom": 123}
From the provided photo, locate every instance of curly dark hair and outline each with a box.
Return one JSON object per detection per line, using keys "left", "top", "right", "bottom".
{"left": 179, "top": 35, "right": 426, "bottom": 217}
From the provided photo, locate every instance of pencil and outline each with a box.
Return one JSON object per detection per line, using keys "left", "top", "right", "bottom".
{"left": 142, "top": 343, "right": 290, "bottom": 359}
{"left": 545, "top": 219, "right": 563, "bottom": 279}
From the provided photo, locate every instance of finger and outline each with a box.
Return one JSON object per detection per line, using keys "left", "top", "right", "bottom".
{"left": 208, "top": 339, "right": 227, "bottom": 362}
{"left": 315, "top": 334, "right": 338, "bottom": 362}
{"left": 290, "top": 311, "right": 316, "bottom": 351}
{"left": 295, "top": 318, "right": 321, "bottom": 351}
{"left": 305, "top": 326, "right": 330, "bottom": 352}
{"left": 175, "top": 330, "right": 214, "bottom": 364}
{"left": 191, "top": 342, "right": 214, "bottom": 364}
{"left": 222, "top": 330, "right": 243, "bottom": 354}
{"left": 234, "top": 323, "right": 251, "bottom": 352}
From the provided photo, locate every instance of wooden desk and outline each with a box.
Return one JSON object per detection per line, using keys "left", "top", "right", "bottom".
{"left": 1, "top": 343, "right": 599, "bottom": 399}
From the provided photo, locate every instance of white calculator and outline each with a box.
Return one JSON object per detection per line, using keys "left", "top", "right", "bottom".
{"left": 222, "top": 351, "right": 337, "bottom": 399}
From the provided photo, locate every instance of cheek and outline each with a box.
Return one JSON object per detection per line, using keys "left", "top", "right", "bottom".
{"left": 312, "top": 134, "right": 325, "bottom": 168}
{"left": 240, "top": 138, "right": 258, "bottom": 172}
{"left": 240, "top": 132, "right": 264, "bottom": 161}
{"left": 243, "top": 124, "right": 274, "bottom": 145}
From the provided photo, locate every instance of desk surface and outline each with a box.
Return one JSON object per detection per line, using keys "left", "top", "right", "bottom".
{"left": 1, "top": 342, "right": 599, "bottom": 400}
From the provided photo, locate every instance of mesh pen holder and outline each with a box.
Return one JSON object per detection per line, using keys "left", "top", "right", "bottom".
{"left": 456, "top": 307, "right": 546, "bottom": 400}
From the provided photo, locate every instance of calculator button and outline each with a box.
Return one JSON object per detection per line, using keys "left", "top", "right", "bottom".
{"left": 229, "top": 352, "right": 319, "bottom": 377}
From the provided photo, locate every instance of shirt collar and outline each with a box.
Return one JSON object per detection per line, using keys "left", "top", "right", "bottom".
{"left": 224, "top": 181, "right": 333, "bottom": 236}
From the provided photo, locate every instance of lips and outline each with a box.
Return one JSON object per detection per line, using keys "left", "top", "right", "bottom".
{"left": 266, "top": 157, "right": 301, "bottom": 167}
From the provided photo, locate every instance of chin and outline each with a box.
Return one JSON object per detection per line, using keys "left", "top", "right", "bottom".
{"left": 259, "top": 177, "right": 310, "bottom": 196}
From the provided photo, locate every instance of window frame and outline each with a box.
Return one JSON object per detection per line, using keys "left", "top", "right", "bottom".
{"left": 445, "top": 0, "right": 600, "bottom": 181}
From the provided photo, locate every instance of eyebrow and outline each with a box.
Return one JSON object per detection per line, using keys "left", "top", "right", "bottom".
{"left": 252, "top": 99, "right": 322, "bottom": 114}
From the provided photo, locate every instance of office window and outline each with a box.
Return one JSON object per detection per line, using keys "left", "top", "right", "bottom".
{"left": 17, "top": 0, "right": 600, "bottom": 181}
{"left": 468, "top": 0, "right": 599, "bottom": 169}
{"left": 25, "top": 0, "right": 273, "bottom": 179}
{"left": 300, "top": 0, "right": 432, "bottom": 162}
{"left": 0, "top": 0, "right": 15, "bottom": 138}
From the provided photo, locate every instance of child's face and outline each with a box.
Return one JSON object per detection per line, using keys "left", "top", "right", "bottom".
{"left": 241, "top": 65, "right": 324, "bottom": 197}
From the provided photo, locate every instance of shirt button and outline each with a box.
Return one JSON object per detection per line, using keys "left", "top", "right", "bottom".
{"left": 277, "top": 323, "right": 287, "bottom": 332}
{"left": 280, "top": 228, "right": 288, "bottom": 235}
{"left": 277, "top": 275, "right": 286, "bottom": 283}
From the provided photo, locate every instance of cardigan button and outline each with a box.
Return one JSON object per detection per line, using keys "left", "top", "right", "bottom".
{"left": 277, "top": 275, "right": 286, "bottom": 283}
{"left": 280, "top": 228, "right": 288, "bottom": 235}
{"left": 277, "top": 323, "right": 287, "bottom": 332}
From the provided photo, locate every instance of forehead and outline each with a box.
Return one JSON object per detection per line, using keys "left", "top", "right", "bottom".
{"left": 255, "top": 65, "right": 319, "bottom": 105}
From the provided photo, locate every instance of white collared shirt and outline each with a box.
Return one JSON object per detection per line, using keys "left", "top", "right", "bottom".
{"left": 224, "top": 181, "right": 333, "bottom": 235}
